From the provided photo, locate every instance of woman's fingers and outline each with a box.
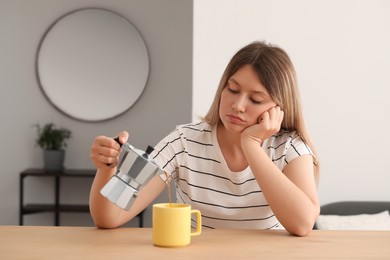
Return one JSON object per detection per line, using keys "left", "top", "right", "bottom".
{"left": 117, "top": 131, "right": 129, "bottom": 145}
{"left": 90, "top": 132, "right": 128, "bottom": 169}
{"left": 257, "top": 106, "right": 284, "bottom": 139}
{"left": 270, "top": 106, "right": 283, "bottom": 131}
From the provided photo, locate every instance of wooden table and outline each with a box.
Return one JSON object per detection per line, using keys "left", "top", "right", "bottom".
{"left": 1, "top": 226, "right": 390, "bottom": 259}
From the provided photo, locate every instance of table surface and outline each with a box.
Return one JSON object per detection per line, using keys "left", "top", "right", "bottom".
{"left": 1, "top": 226, "right": 390, "bottom": 259}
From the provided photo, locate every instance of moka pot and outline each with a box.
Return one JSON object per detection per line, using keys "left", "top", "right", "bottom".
{"left": 100, "top": 138, "right": 164, "bottom": 210}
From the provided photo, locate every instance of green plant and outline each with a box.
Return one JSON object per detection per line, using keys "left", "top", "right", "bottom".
{"left": 35, "top": 123, "right": 72, "bottom": 150}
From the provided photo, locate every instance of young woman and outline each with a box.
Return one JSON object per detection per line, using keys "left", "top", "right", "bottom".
{"left": 89, "top": 41, "right": 320, "bottom": 236}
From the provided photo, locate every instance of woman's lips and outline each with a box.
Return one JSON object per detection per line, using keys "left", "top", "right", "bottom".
{"left": 227, "top": 114, "right": 245, "bottom": 124}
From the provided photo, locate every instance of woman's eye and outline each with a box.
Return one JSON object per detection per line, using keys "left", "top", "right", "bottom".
{"left": 250, "top": 98, "right": 262, "bottom": 104}
{"left": 228, "top": 88, "right": 239, "bottom": 94}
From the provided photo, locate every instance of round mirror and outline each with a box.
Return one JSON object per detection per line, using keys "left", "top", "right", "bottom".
{"left": 36, "top": 8, "right": 149, "bottom": 122}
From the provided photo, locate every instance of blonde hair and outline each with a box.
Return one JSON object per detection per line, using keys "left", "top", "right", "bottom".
{"left": 204, "top": 41, "right": 319, "bottom": 181}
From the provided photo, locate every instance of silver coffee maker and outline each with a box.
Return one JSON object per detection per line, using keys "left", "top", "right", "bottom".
{"left": 100, "top": 138, "right": 164, "bottom": 210}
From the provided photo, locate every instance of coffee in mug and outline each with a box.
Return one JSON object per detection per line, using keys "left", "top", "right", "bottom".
{"left": 152, "top": 203, "right": 201, "bottom": 247}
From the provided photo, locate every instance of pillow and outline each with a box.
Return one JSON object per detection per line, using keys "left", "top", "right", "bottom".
{"left": 316, "top": 210, "right": 390, "bottom": 230}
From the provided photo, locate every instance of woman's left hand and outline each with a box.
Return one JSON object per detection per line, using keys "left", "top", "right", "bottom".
{"left": 241, "top": 106, "right": 284, "bottom": 144}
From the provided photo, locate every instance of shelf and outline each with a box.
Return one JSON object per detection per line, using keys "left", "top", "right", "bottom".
{"left": 19, "top": 168, "right": 96, "bottom": 226}
{"left": 21, "top": 168, "right": 96, "bottom": 177}
{"left": 22, "top": 204, "right": 89, "bottom": 214}
{"left": 19, "top": 168, "right": 144, "bottom": 227}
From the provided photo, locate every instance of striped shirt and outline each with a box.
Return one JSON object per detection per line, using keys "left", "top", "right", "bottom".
{"left": 151, "top": 121, "right": 313, "bottom": 229}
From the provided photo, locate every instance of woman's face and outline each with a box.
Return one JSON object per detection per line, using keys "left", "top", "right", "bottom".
{"left": 219, "top": 65, "right": 277, "bottom": 133}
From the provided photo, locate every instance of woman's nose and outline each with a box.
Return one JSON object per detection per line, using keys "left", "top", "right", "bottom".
{"left": 232, "top": 95, "right": 246, "bottom": 113}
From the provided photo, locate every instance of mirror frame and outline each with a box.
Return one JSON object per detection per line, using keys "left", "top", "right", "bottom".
{"left": 35, "top": 7, "right": 150, "bottom": 122}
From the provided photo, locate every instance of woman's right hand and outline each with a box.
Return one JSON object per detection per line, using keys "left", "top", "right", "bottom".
{"left": 89, "top": 130, "right": 166, "bottom": 228}
{"left": 90, "top": 131, "right": 129, "bottom": 169}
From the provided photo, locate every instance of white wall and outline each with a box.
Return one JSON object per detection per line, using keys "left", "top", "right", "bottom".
{"left": 0, "top": 0, "right": 192, "bottom": 226}
{"left": 193, "top": 0, "right": 390, "bottom": 205}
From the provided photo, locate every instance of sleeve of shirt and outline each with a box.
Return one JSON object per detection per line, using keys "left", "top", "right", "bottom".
{"left": 150, "top": 127, "right": 182, "bottom": 182}
{"left": 285, "top": 133, "right": 313, "bottom": 164}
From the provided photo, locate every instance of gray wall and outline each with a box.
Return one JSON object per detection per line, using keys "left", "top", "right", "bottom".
{"left": 0, "top": 0, "right": 193, "bottom": 226}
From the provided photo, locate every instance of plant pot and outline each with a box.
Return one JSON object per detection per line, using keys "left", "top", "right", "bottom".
{"left": 43, "top": 149, "right": 65, "bottom": 171}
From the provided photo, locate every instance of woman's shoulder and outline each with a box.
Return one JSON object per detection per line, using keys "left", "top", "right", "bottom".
{"left": 264, "top": 129, "right": 312, "bottom": 169}
{"left": 159, "top": 121, "right": 213, "bottom": 144}
{"left": 175, "top": 121, "right": 213, "bottom": 135}
{"left": 264, "top": 129, "right": 311, "bottom": 154}
{"left": 267, "top": 129, "right": 312, "bottom": 156}
{"left": 272, "top": 129, "right": 300, "bottom": 143}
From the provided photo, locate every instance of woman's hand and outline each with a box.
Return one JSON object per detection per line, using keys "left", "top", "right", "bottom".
{"left": 241, "top": 106, "right": 284, "bottom": 144}
{"left": 90, "top": 131, "right": 129, "bottom": 169}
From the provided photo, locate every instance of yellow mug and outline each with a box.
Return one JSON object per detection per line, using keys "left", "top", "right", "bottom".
{"left": 152, "top": 203, "right": 202, "bottom": 247}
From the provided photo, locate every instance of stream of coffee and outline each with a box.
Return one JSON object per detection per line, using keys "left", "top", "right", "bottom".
{"left": 165, "top": 172, "right": 172, "bottom": 207}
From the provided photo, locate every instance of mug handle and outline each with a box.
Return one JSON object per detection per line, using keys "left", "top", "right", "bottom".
{"left": 191, "top": 209, "right": 202, "bottom": 236}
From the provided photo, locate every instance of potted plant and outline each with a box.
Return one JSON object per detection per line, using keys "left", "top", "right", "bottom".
{"left": 35, "top": 123, "right": 72, "bottom": 171}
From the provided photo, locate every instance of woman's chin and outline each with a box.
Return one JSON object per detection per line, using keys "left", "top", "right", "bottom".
{"left": 220, "top": 121, "right": 246, "bottom": 134}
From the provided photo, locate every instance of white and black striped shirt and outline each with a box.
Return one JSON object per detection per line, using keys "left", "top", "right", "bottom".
{"left": 151, "top": 121, "right": 313, "bottom": 229}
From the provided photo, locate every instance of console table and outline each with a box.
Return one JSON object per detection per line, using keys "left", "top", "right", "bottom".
{"left": 19, "top": 168, "right": 144, "bottom": 227}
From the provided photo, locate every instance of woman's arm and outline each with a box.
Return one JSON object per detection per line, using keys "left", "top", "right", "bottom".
{"left": 241, "top": 139, "right": 319, "bottom": 236}
{"left": 241, "top": 107, "right": 319, "bottom": 236}
{"left": 89, "top": 133, "right": 166, "bottom": 228}
{"left": 90, "top": 172, "right": 166, "bottom": 228}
